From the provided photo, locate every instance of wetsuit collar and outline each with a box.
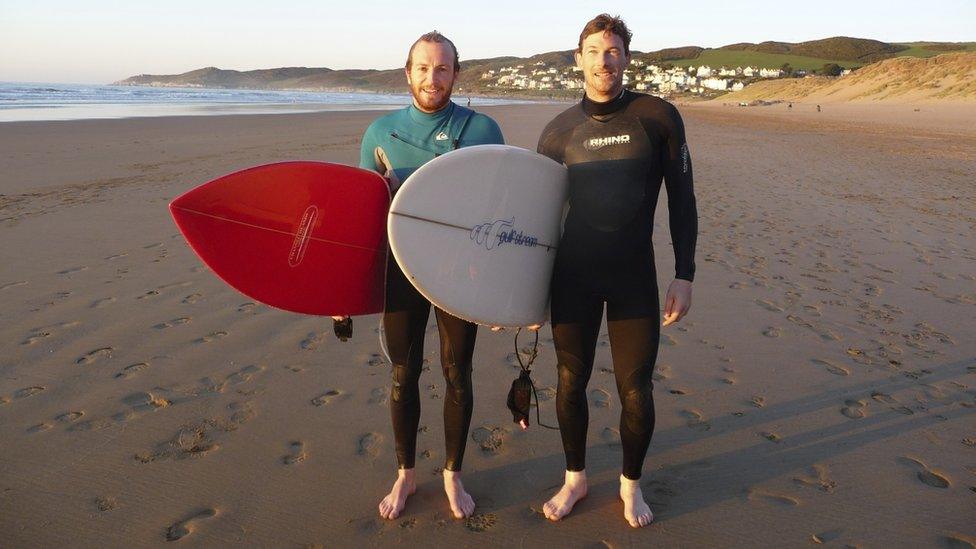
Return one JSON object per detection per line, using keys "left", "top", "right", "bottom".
{"left": 408, "top": 101, "right": 455, "bottom": 124}
{"left": 582, "top": 88, "right": 627, "bottom": 116}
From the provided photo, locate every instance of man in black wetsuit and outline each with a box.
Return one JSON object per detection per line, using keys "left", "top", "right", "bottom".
{"left": 536, "top": 14, "right": 697, "bottom": 528}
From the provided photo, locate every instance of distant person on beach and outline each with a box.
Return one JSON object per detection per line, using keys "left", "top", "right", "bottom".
{"left": 334, "top": 31, "right": 504, "bottom": 521}
{"left": 817, "top": 104, "right": 822, "bottom": 112}
{"left": 536, "top": 14, "right": 698, "bottom": 528}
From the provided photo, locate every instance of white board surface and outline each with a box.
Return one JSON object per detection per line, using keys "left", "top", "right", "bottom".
{"left": 388, "top": 145, "right": 568, "bottom": 327}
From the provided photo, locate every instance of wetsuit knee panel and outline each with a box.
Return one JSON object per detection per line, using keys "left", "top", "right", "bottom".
{"left": 391, "top": 363, "right": 421, "bottom": 403}
{"left": 621, "top": 385, "right": 654, "bottom": 435}
{"left": 442, "top": 363, "right": 472, "bottom": 405}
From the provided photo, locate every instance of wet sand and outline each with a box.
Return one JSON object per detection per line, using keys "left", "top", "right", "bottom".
{"left": 1, "top": 102, "right": 974, "bottom": 547}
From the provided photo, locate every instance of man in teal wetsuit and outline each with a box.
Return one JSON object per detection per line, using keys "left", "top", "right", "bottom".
{"left": 353, "top": 31, "right": 504, "bottom": 521}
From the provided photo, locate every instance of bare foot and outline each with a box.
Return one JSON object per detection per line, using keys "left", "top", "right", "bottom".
{"left": 378, "top": 468, "right": 416, "bottom": 520}
{"left": 443, "top": 469, "right": 476, "bottom": 518}
{"left": 543, "top": 470, "right": 588, "bottom": 521}
{"left": 620, "top": 475, "right": 653, "bottom": 527}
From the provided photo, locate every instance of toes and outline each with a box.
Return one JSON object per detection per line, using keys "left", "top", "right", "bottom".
{"left": 639, "top": 513, "right": 652, "bottom": 527}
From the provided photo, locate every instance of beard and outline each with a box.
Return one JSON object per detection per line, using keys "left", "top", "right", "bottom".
{"left": 586, "top": 69, "right": 623, "bottom": 97}
{"left": 410, "top": 81, "right": 453, "bottom": 112}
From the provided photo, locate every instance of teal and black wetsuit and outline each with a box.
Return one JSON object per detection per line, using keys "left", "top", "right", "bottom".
{"left": 537, "top": 90, "right": 697, "bottom": 480}
{"left": 360, "top": 101, "right": 504, "bottom": 471}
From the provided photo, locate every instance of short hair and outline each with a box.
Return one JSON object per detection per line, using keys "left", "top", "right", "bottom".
{"left": 577, "top": 14, "right": 632, "bottom": 56}
{"left": 406, "top": 31, "right": 461, "bottom": 72}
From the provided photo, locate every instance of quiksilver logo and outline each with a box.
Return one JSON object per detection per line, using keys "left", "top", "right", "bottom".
{"left": 435, "top": 131, "right": 449, "bottom": 141}
{"left": 680, "top": 142, "right": 689, "bottom": 173}
{"left": 583, "top": 134, "right": 631, "bottom": 151}
{"left": 288, "top": 205, "right": 317, "bottom": 267}
{"left": 470, "top": 218, "right": 539, "bottom": 250}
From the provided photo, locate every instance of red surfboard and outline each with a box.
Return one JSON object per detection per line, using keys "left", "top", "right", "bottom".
{"left": 170, "top": 161, "right": 389, "bottom": 316}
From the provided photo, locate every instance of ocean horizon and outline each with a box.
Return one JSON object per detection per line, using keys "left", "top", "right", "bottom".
{"left": 0, "top": 82, "right": 532, "bottom": 122}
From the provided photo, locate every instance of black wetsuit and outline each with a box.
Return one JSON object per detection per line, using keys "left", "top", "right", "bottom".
{"left": 537, "top": 90, "right": 697, "bottom": 480}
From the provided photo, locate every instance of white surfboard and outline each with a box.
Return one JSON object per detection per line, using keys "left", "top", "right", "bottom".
{"left": 388, "top": 144, "right": 568, "bottom": 327}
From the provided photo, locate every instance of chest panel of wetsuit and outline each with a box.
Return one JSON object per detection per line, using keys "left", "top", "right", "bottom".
{"left": 562, "top": 114, "right": 654, "bottom": 232}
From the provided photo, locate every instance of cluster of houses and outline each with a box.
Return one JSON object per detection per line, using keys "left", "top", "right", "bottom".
{"left": 480, "top": 58, "right": 801, "bottom": 95}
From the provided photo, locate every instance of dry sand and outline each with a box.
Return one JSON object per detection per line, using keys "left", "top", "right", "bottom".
{"left": 1, "top": 102, "right": 974, "bottom": 547}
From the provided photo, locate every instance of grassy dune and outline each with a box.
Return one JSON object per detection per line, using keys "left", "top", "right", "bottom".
{"left": 715, "top": 52, "right": 976, "bottom": 103}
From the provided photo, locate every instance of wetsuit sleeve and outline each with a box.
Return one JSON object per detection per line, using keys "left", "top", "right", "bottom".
{"left": 460, "top": 114, "right": 505, "bottom": 146}
{"left": 661, "top": 104, "right": 698, "bottom": 282}
{"left": 359, "top": 124, "right": 379, "bottom": 172}
{"left": 536, "top": 120, "right": 563, "bottom": 164}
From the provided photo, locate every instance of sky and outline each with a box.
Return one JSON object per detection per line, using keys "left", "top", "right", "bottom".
{"left": 2, "top": 0, "right": 974, "bottom": 84}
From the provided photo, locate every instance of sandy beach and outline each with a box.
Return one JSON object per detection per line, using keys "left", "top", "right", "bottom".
{"left": 1, "top": 102, "right": 974, "bottom": 547}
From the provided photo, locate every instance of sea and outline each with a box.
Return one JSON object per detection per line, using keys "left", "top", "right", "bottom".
{"left": 0, "top": 82, "right": 529, "bottom": 122}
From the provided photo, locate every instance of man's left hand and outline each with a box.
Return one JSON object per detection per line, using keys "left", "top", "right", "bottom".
{"left": 663, "top": 279, "right": 693, "bottom": 327}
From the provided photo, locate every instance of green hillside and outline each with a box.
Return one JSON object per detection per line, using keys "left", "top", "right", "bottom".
{"left": 665, "top": 50, "right": 864, "bottom": 71}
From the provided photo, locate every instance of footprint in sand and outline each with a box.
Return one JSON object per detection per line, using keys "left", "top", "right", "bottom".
{"left": 115, "top": 362, "right": 149, "bottom": 379}
{"left": 57, "top": 266, "right": 88, "bottom": 275}
{"left": 228, "top": 401, "right": 257, "bottom": 425}
{"left": 841, "top": 399, "right": 867, "bottom": 419}
{"left": 747, "top": 489, "right": 799, "bottom": 507}
{"left": 311, "top": 389, "right": 342, "bottom": 406}
{"left": 762, "top": 326, "right": 781, "bottom": 338}
{"left": 0, "top": 281, "right": 28, "bottom": 291}
{"left": 465, "top": 513, "right": 497, "bottom": 532}
{"left": 237, "top": 302, "right": 257, "bottom": 313}
{"left": 369, "top": 387, "right": 389, "bottom": 405}
{"left": 283, "top": 441, "right": 308, "bottom": 465}
{"left": 471, "top": 425, "right": 508, "bottom": 454}
{"left": 601, "top": 427, "right": 621, "bottom": 447}
{"left": 755, "top": 299, "right": 784, "bottom": 312}
{"left": 366, "top": 353, "right": 386, "bottom": 366}
{"left": 226, "top": 365, "right": 263, "bottom": 385}
{"left": 870, "top": 391, "right": 914, "bottom": 415}
{"left": 14, "top": 386, "right": 46, "bottom": 399}
{"left": 749, "top": 396, "right": 766, "bottom": 408}
{"left": 669, "top": 387, "right": 691, "bottom": 396}
{"left": 76, "top": 347, "right": 114, "bottom": 365}
{"left": 898, "top": 456, "right": 951, "bottom": 489}
{"left": 760, "top": 431, "right": 782, "bottom": 443}
{"left": 535, "top": 386, "right": 556, "bottom": 401}
{"left": 22, "top": 330, "right": 52, "bottom": 345}
{"left": 652, "top": 364, "right": 671, "bottom": 382}
{"left": 123, "top": 391, "right": 171, "bottom": 411}
{"left": 846, "top": 347, "right": 873, "bottom": 365}
{"left": 680, "top": 409, "right": 710, "bottom": 432}
{"left": 56, "top": 411, "right": 85, "bottom": 423}
{"left": 153, "top": 317, "right": 191, "bottom": 329}
{"left": 793, "top": 464, "right": 837, "bottom": 493}
{"left": 589, "top": 389, "right": 611, "bottom": 408}
{"left": 95, "top": 496, "right": 117, "bottom": 512}
{"left": 195, "top": 331, "right": 228, "bottom": 344}
{"left": 182, "top": 293, "right": 203, "bottom": 304}
{"left": 165, "top": 508, "right": 218, "bottom": 541}
{"left": 69, "top": 418, "right": 113, "bottom": 432}
{"left": 91, "top": 297, "right": 115, "bottom": 309}
{"left": 812, "top": 358, "right": 850, "bottom": 376}
{"left": 357, "top": 433, "right": 382, "bottom": 457}
{"left": 27, "top": 423, "right": 52, "bottom": 433}
{"left": 301, "top": 331, "right": 325, "bottom": 350}
{"left": 660, "top": 334, "right": 677, "bottom": 346}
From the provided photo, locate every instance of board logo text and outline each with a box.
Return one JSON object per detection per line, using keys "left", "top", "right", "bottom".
{"left": 470, "top": 218, "right": 539, "bottom": 250}
{"left": 289, "top": 205, "right": 317, "bottom": 267}
{"left": 583, "top": 134, "right": 631, "bottom": 151}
